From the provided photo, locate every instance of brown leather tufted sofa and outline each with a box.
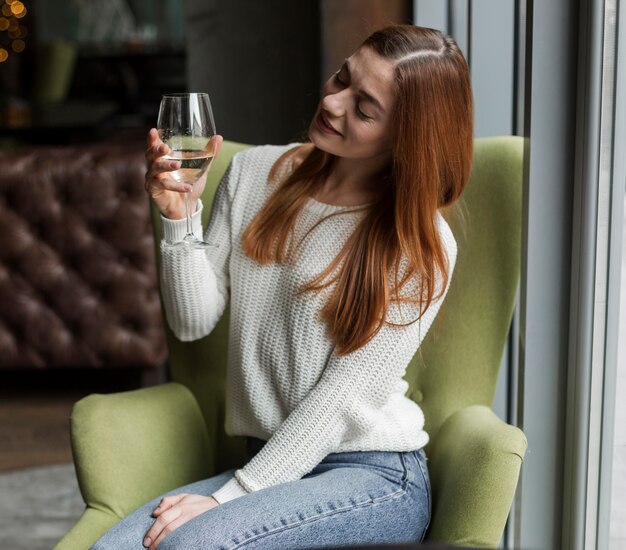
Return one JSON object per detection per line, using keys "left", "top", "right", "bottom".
{"left": 0, "top": 141, "right": 167, "bottom": 370}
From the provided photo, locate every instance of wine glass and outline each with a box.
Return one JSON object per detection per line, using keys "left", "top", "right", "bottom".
{"left": 157, "top": 92, "right": 220, "bottom": 249}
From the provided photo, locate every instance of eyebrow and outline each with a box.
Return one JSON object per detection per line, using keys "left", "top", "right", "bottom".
{"left": 342, "top": 59, "right": 386, "bottom": 114}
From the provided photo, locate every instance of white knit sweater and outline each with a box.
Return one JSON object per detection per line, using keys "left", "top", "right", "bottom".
{"left": 159, "top": 143, "right": 458, "bottom": 505}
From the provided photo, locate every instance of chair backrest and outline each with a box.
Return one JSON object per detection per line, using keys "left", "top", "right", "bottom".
{"left": 411, "top": 135, "right": 522, "bottom": 449}
{"left": 150, "top": 136, "right": 522, "bottom": 471}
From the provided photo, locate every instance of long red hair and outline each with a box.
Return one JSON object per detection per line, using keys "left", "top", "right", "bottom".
{"left": 241, "top": 24, "right": 473, "bottom": 355}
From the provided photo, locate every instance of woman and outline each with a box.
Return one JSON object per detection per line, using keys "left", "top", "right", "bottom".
{"left": 91, "top": 23, "right": 473, "bottom": 550}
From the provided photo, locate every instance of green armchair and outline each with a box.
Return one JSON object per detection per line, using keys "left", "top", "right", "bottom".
{"left": 55, "top": 136, "right": 527, "bottom": 549}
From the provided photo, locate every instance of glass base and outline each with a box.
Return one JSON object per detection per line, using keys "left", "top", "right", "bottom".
{"left": 164, "top": 234, "right": 220, "bottom": 250}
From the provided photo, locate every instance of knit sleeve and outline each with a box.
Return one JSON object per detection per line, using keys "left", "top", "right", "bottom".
{"left": 211, "top": 218, "right": 458, "bottom": 504}
{"left": 158, "top": 156, "right": 239, "bottom": 341}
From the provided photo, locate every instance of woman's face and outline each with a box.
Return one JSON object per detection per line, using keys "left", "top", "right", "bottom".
{"left": 308, "top": 46, "right": 396, "bottom": 164}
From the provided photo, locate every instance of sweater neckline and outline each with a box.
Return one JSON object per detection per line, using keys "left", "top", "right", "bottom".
{"left": 304, "top": 197, "right": 370, "bottom": 215}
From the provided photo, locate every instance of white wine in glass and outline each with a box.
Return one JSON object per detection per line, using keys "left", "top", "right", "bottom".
{"left": 157, "top": 93, "right": 219, "bottom": 249}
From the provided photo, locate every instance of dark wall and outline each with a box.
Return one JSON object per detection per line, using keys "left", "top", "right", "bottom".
{"left": 184, "top": 0, "right": 321, "bottom": 146}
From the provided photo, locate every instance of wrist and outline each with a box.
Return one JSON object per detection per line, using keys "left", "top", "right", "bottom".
{"left": 160, "top": 199, "right": 203, "bottom": 243}
{"left": 163, "top": 198, "right": 199, "bottom": 220}
{"left": 162, "top": 210, "right": 185, "bottom": 221}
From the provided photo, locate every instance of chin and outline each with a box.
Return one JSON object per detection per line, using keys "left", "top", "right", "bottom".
{"left": 308, "top": 127, "right": 337, "bottom": 156}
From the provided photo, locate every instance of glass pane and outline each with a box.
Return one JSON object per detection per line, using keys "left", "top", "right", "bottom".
{"left": 610, "top": 190, "right": 626, "bottom": 549}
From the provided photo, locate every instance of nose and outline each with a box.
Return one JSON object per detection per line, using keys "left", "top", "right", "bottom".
{"left": 321, "top": 88, "right": 347, "bottom": 118}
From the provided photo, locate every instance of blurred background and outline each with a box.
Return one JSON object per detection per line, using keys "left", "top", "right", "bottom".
{"left": 0, "top": 1, "right": 624, "bottom": 549}
{"left": 0, "top": 0, "right": 412, "bottom": 147}
{"left": 0, "top": 0, "right": 412, "bottom": 458}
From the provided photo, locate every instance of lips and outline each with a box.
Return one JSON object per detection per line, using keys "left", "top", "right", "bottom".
{"left": 317, "top": 112, "right": 342, "bottom": 136}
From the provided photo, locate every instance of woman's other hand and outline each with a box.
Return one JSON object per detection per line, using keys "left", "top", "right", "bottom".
{"left": 144, "top": 128, "right": 223, "bottom": 220}
{"left": 143, "top": 493, "right": 220, "bottom": 548}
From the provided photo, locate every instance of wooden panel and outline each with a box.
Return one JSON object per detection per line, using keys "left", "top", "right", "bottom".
{"left": 321, "top": 0, "right": 412, "bottom": 79}
{"left": 0, "top": 391, "right": 78, "bottom": 471}
{"left": 0, "top": 368, "right": 163, "bottom": 472}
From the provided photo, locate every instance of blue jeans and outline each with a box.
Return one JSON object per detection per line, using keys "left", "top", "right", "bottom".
{"left": 90, "top": 437, "right": 432, "bottom": 549}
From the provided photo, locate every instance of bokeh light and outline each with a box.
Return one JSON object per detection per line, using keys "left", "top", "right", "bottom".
{"left": 0, "top": 0, "right": 27, "bottom": 61}
{"left": 9, "top": 2, "right": 24, "bottom": 16}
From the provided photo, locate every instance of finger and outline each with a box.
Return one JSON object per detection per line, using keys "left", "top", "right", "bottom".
{"left": 149, "top": 516, "right": 189, "bottom": 549}
{"left": 145, "top": 173, "right": 192, "bottom": 195}
{"left": 146, "top": 129, "right": 168, "bottom": 161}
{"left": 206, "top": 134, "right": 223, "bottom": 158}
{"left": 214, "top": 135, "right": 223, "bottom": 158}
{"left": 152, "top": 493, "right": 187, "bottom": 516}
{"left": 211, "top": 134, "right": 224, "bottom": 156}
{"left": 145, "top": 142, "right": 171, "bottom": 167}
{"left": 144, "top": 506, "right": 182, "bottom": 547}
{"left": 145, "top": 143, "right": 162, "bottom": 167}
{"left": 149, "top": 158, "right": 181, "bottom": 176}
{"left": 145, "top": 157, "right": 182, "bottom": 189}
{"left": 147, "top": 127, "right": 159, "bottom": 148}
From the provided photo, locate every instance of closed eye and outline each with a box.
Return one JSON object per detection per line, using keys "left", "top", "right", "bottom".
{"left": 355, "top": 103, "right": 373, "bottom": 121}
{"left": 334, "top": 72, "right": 346, "bottom": 86}
{"left": 333, "top": 73, "right": 373, "bottom": 121}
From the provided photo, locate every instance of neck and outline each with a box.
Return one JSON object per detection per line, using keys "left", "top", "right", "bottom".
{"left": 320, "top": 153, "right": 390, "bottom": 200}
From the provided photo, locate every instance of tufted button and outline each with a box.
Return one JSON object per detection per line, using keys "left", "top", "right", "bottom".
{"left": 413, "top": 390, "right": 424, "bottom": 403}
{"left": 30, "top": 223, "right": 41, "bottom": 238}
{"left": 122, "top": 319, "right": 139, "bottom": 332}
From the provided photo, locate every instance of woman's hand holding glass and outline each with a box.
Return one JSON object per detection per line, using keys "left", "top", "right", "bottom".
{"left": 147, "top": 92, "right": 222, "bottom": 248}
{"left": 144, "top": 128, "right": 223, "bottom": 221}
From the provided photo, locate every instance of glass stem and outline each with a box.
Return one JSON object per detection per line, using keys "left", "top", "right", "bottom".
{"left": 185, "top": 191, "right": 193, "bottom": 238}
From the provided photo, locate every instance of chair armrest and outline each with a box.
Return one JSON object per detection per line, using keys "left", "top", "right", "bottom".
{"left": 53, "top": 507, "right": 120, "bottom": 550}
{"left": 54, "top": 379, "right": 214, "bottom": 549}
{"left": 425, "top": 404, "right": 528, "bottom": 548}
{"left": 70, "top": 382, "right": 212, "bottom": 519}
